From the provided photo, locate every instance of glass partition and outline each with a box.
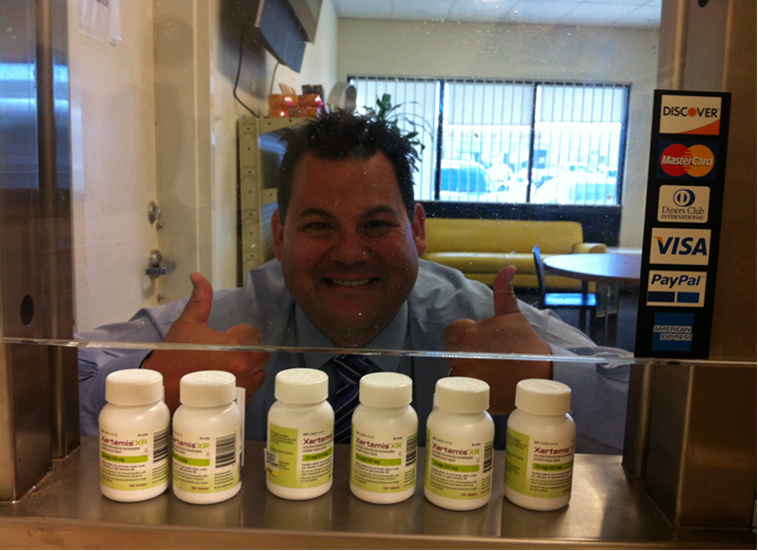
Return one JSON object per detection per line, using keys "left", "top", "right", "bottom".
{"left": 1, "top": 0, "right": 755, "bottom": 425}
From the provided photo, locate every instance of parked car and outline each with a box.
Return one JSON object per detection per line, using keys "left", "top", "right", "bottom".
{"left": 531, "top": 163, "right": 618, "bottom": 205}
{"left": 479, "top": 179, "right": 529, "bottom": 204}
{"left": 486, "top": 162, "right": 516, "bottom": 192}
{"left": 438, "top": 160, "right": 492, "bottom": 202}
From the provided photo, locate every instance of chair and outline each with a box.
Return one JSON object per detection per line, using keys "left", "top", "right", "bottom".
{"left": 532, "top": 245, "right": 597, "bottom": 334}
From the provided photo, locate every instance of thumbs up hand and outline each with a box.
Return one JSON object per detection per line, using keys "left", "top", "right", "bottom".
{"left": 443, "top": 266, "right": 552, "bottom": 414}
{"left": 143, "top": 273, "right": 270, "bottom": 413}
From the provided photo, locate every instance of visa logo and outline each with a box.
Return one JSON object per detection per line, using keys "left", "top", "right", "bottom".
{"left": 649, "top": 228, "right": 711, "bottom": 266}
{"left": 654, "top": 236, "right": 708, "bottom": 256}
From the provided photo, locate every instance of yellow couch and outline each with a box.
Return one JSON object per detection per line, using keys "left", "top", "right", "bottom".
{"left": 421, "top": 218, "right": 607, "bottom": 289}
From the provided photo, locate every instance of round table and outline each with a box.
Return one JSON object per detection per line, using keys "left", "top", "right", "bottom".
{"left": 543, "top": 253, "right": 641, "bottom": 347}
{"left": 542, "top": 253, "right": 641, "bottom": 287}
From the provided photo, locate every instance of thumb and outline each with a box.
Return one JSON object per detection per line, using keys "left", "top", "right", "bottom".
{"left": 179, "top": 272, "right": 214, "bottom": 324}
{"left": 493, "top": 265, "right": 521, "bottom": 316}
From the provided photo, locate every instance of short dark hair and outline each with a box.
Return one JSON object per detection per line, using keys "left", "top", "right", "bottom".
{"left": 277, "top": 110, "right": 417, "bottom": 224}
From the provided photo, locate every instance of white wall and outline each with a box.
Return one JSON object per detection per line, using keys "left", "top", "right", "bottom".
{"left": 337, "top": 20, "right": 660, "bottom": 249}
{"left": 69, "top": 0, "right": 161, "bottom": 331}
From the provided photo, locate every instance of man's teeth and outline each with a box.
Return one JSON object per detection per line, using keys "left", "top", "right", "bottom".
{"left": 329, "top": 278, "right": 373, "bottom": 286}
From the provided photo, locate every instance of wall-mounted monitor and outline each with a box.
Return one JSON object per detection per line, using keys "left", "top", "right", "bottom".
{"left": 249, "top": 0, "right": 320, "bottom": 73}
{"left": 283, "top": 0, "right": 322, "bottom": 42}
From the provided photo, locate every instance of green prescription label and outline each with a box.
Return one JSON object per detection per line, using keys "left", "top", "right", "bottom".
{"left": 266, "top": 423, "right": 333, "bottom": 489}
{"left": 99, "top": 428, "right": 169, "bottom": 492}
{"left": 424, "top": 432, "right": 493, "bottom": 500}
{"left": 350, "top": 429, "right": 417, "bottom": 494}
{"left": 172, "top": 430, "right": 240, "bottom": 494}
{"left": 505, "top": 426, "right": 574, "bottom": 499}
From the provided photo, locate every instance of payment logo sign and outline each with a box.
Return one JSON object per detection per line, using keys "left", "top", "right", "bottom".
{"left": 647, "top": 271, "right": 706, "bottom": 307}
{"left": 657, "top": 141, "right": 716, "bottom": 180}
{"left": 660, "top": 95, "right": 722, "bottom": 135}
{"left": 650, "top": 228, "right": 711, "bottom": 266}
{"left": 652, "top": 313, "right": 694, "bottom": 352}
{"left": 657, "top": 185, "right": 710, "bottom": 223}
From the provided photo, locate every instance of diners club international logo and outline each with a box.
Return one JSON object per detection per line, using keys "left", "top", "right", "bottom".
{"left": 657, "top": 185, "right": 710, "bottom": 223}
{"left": 657, "top": 141, "right": 717, "bottom": 180}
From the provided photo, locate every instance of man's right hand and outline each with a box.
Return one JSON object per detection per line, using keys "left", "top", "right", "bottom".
{"left": 143, "top": 272, "right": 270, "bottom": 413}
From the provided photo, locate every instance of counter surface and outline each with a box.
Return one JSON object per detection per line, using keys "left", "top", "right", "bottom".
{"left": 1, "top": 437, "right": 754, "bottom": 549}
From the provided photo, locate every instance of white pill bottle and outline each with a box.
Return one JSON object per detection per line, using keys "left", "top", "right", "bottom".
{"left": 424, "top": 377, "right": 495, "bottom": 511}
{"left": 350, "top": 372, "right": 418, "bottom": 504}
{"left": 99, "top": 369, "right": 170, "bottom": 502}
{"left": 266, "top": 368, "right": 334, "bottom": 500}
{"left": 172, "top": 370, "right": 242, "bottom": 505}
{"left": 504, "top": 378, "right": 576, "bottom": 511}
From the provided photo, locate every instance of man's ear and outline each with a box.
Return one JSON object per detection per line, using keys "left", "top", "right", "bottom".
{"left": 412, "top": 203, "right": 427, "bottom": 257}
{"left": 272, "top": 210, "right": 284, "bottom": 261}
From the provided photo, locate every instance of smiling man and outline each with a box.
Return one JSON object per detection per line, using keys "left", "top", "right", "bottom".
{"left": 78, "top": 111, "right": 630, "bottom": 452}
{"left": 273, "top": 151, "right": 426, "bottom": 348}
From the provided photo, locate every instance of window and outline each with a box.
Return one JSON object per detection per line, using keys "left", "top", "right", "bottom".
{"left": 350, "top": 76, "right": 629, "bottom": 208}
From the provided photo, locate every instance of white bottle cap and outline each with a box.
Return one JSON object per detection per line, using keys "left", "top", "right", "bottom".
{"left": 359, "top": 372, "right": 412, "bottom": 408}
{"left": 106, "top": 369, "right": 164, "bottom": 406}
{"left": 275, "top": 368, "right": 328, "bottom": 404}
{"left": 514, "top": 379, "right": 571, "bottom": 416}
{"left": 180, "top": 370, "right": 237, "bottom": 407}
{"left": 434, "top": 376, "right": 490, "bottom": 414}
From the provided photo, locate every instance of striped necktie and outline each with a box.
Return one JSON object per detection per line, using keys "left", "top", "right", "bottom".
{"left": 330, "top": 354, "right": 373, "bottom": 444}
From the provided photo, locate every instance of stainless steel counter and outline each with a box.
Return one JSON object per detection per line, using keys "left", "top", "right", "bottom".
{"left": 1, "top": 437, "right": 754, "bottom": 549}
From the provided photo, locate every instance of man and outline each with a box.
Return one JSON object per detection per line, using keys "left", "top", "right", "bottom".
{"left": 79, "top": 111, "right": 630, "bottom": 452}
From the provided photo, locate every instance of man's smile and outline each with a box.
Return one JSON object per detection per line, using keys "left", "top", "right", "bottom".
{"left": 324, "top": 277, "right": 379, "bottom": 287}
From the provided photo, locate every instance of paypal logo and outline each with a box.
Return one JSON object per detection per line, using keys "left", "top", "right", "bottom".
{"left": 650, "top": 228, "right": 711, "bottom": 266}
{"left": 647, "top": 270, "right": 707, "bottom": 307}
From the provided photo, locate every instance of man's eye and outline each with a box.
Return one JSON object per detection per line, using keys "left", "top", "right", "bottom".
{"left": 302, "top": 222, "right": 331, "bottom": 231}
{"left": 362, "top": 220, "right": 395, "bottom": 236}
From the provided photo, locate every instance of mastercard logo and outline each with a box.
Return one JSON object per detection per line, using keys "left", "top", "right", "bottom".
{"left": 659, "top": 143, "right": 715, "bottom": 178}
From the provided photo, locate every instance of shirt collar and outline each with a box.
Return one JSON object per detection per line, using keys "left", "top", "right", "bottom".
{"left": 298, "top": 303, "right": 408, "bottom": 372}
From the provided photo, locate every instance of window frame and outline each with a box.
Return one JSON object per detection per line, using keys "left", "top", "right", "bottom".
{"left": 349, "top": 76, "right": 631, "bottom": 246}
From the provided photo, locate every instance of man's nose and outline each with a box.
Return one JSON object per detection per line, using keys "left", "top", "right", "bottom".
{"left": 329, "top": 230, "right": 368, "bottom": 264}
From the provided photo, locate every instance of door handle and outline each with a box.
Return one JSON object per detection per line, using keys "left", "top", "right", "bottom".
{"left": 146, "top": 249, "right": 176, "bottom": 278}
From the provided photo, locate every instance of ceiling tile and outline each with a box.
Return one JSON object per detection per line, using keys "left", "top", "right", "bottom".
{"left": 333, "top": 0, "right": 661, "bottom": 27}
{"left": 333, "top": 0, "right": 393, "bottom": 19}
{"left": 615, "top": 5, "right": 663, "bottom": 27}
{"left": 392, "top": 0, "right": 456, "bottom": 21}
{"left": 448, "top": 0, "right": 518, "bottom": 22}
{"left": 505, "top": 1, "right": 578, "bottom": 25}
{"left": 559, "top": 3, "right": 640, "bottom": 25}
{"left": 581, "top": 0, "right": 650, "bottom": 5}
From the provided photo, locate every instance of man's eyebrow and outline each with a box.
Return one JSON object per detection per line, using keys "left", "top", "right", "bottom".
{"left": 363, "top": 205, "right": 401, "bottom": 218}
{"left": 296, "top": 206, "right": 401, "bottom": 219}
{"left": 297, "top": 207, "right": 335, "bottom": 219}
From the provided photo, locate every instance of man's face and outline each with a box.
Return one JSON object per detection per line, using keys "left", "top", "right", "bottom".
{"left": 273, "top": 151, "right": 427, "bottom": 347}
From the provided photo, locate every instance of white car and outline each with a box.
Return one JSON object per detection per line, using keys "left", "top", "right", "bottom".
{"left": 486, "top": 163, "right": 516, "bottom": 192}
{"left": 438, "top": 160, "right": 492, "bottom": 202}
{"left": 532, "top": 163, "right": 618, "bottom": 205}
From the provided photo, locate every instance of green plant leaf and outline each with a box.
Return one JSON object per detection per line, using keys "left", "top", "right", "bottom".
{"left": 362, "top": 93, "right": 432, "bottom": 172}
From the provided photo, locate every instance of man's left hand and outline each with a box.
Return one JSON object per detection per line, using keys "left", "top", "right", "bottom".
{"left": 444, "top": 265, "right": 552, "bottom": 414}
